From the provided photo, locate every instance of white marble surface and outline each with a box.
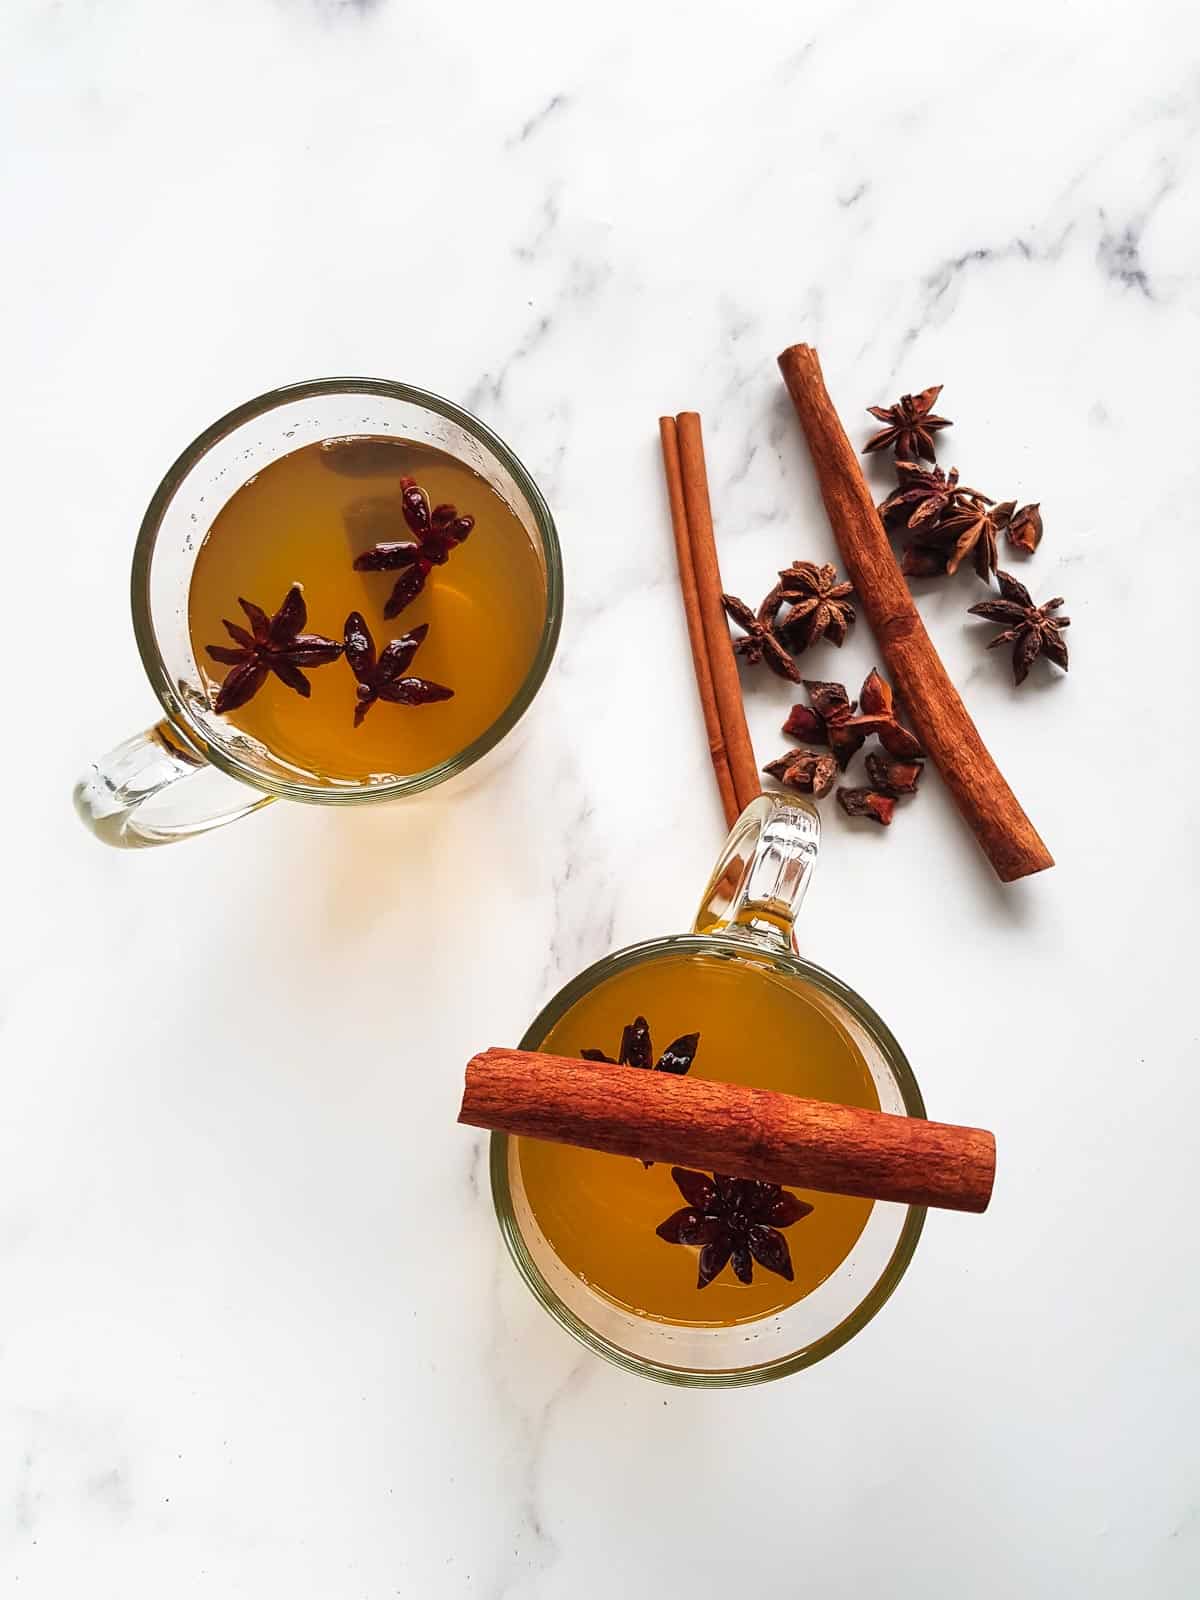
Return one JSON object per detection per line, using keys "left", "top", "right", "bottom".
{"left": 4, "top": 0, "right": 1200, "bottom": 1593}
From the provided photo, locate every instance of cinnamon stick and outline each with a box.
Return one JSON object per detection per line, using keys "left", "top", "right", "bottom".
{"left": 670, "top": 412, "right": 761, "bottom": 816}
{"left": 777, "top": 344, "right": 1053, "bottom": 883}
{"left": 460, "top": 1048, "right": 995, "bottom": 1214}
{"left": 659, "top": 418, "right": 740, "bottom": 827}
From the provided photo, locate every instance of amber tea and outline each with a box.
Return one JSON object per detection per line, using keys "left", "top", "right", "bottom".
{"left": 516, "top": 948, "right": 881, "bottom": 1327}
{"left": 188, "top": 436, "right": 546, "bottom": 784}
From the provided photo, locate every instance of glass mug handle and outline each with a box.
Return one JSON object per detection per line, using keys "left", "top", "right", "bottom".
{"left": 693, "top": 793, "right": 820, "bottom": 951}
{"left": 74, "top": 721, "right": 271, "bottom": 848}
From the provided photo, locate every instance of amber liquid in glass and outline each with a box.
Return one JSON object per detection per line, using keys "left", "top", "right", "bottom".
{"left": 187, "top": 438, "right": 546, "bottom": 783}
{"left": 517, "top": 950, "right": 880, "bottom": 1327}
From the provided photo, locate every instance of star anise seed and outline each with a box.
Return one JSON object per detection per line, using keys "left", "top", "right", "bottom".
{"left": 580, "top": 1015, "right": 700, "bottom": 1077}
{"left": 205, "top": 583, "right": 343, "bottom": 714}
{"left": 655, "top": 1168, "right": 813, "bottom": 1289}
{"left": 352, "top": 476, "right": 474, "bottom": 618}
{"left": 864, "top": 384, "right": 951, "bottom": 462}
{"left": 1006, "top": 503, "right": 1043, "bottom": 556}
{"left": 721, "top": 593, "right": 801, "bottom": 682}
{"left": 763, "top": 749, "right": 839, "bottom": 799}
{"left": 343, "top": 612, "right": 454, "bottom": 726}
{"left": 836, "top": 788, "right": 897, "bottom": 826}
{"left": 878, "top": 462, "right": 991, "bottom": 531}
{"left": 774, "top": 561, "right": 856, "bottom": 650}
{"left": 968, "top": 571, "right": 1070, "bottom": 686}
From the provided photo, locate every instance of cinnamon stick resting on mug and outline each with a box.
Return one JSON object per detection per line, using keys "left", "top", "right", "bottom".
{"left": 460, "top": 1049, "right": 995, "bottom": 1214}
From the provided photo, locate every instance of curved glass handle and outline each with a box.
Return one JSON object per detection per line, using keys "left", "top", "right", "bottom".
{"left": 74, "top": 721, "right": 272, "bottom": 848}
{"left": 693, "top": 793, "right": 820, "bottom": 951}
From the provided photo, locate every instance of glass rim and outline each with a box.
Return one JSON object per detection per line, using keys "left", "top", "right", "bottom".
{"left": 490, "top": 932, "right": 927, "bottom": 1388}
{"left": 130, "top": 376, "right": 564, "bottom": 804}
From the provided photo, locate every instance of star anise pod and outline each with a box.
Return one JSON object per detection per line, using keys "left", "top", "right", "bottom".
{"left": 836, "top": 788, "right": 896, "bottom": 826}
{"left": 580, "top": 1015, "right": 699, "bottom": 1076}
{"left": 352, "top": 476, "right": 474, "bottom": 618}
{"left": 774, "top": 561, "right": 856, "bottom": 649}
{"left": 762, "top": 749, "right": 838, "bottom": 798}
{"left": 1006, "top": 503, "right": 1043, "bottom": 556}
{"left": 864, "top": 384, "right": 951, "bottom": 462}
{"left": 878, "top": 462, "right": 991, "bottom": 532}
{"left": 913, "top": 498, "right": 1015, "bottom": 581}
{"left": 205, "top": 584, "right": 343, "bottom": 714}
{"left": 721, "top": 593, "right": 801, "bottom": 682}
{"left": 968, "top": 571, "right": 1070, "bottom": 686}
{"left": 655, "top": 1168, "right": 813, "bottom": 1289}
{"left": 782, "top": 671, "right": 922, "bottom": 770}
{"left": 343, "top": 612, "right": 454, "bottom": 726}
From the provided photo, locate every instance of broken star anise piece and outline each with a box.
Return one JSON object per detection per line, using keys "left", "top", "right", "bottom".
{"left": 878, "top": 462, "right": 991, "bottom": 532}
{"left": 864, "top": 750, "right": 923, "bottom": 796}
{"left": 656, "top": 1168, "right": 813, "bottom": 1289}
{"left": 205, "top": 583, "right": 342, "bottom": 714}
{"left": 721, "top": 593, "right": 801, "bottom": 682}
{"left": 580, "top": 1015, "right": 700, "bottom": 1077}
{"left": 763, "top": 749, "right": 838, "bottom": 799}
{"left": 1006, "top": 503, "right": 1043, "bottom": 556}
{"left": 845, "top": 669, "right": 924, "bottom": 760}
{"left": 864, "top": 384, "right": 951, "bottom": 462}
{"left": 968, "top": 571, "right": 1070, "bottom": 686}
{"left": 836, "top": 788, "right": 897, "bottom": 826}
{"left": 915, "top": 498, "right": 1015, "bottom": 581}
{"left": 775, "top": 561, "right": 856, "bottom": 650}
{"left": 782, "top": 671, "right": 921, "bottom": 769}
{"left": 352, "top": 475, "right": 475, "bottom": 618}
{"left": 782, "top": 679, "right": 864, "bottom": 768}
{"left": 343, "top": 612, "right": 454, "bottom": 726}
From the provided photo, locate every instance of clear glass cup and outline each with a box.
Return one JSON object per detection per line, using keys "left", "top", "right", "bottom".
{"left": 491, "top": 793, "right": 926, "bottom": 1387}
{"left": 75, "top": 379, "right": 562, "bottom": 847}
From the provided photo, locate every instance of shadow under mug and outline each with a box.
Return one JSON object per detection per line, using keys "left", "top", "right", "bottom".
{"left": 75, "top": 379, "right": 563, "bottom": 847}
{"left": 491, "top": 793, "right": 927, "bottom": 1387}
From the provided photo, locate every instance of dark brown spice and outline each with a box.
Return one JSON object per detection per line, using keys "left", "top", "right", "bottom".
{"left": 655, "top": 1167, "right": 813, "bottom": 1289}
{"left": 205, "top": 584, "right": 342, "bottom": 714}
{"left": 1006, "top": 503, "right": 1044, "bottom": 556}
{"left": 343, "top": 613, "right": 454, "bottom": 725}
{"left": 864, "top": 750, "right": 924, "bottom": 795}
{"left": 782, "top": 679, "right": 865, "bottom": 768}
{"left": 721, "top": 592, "right": 801, "bottom": 682}
{"left": 864, "top": 385, "right": 951, "bottom": 461}
{"left": 836, "top": 788, "right": 897, "bottom": 826}
{"left": 968, "top": 571, "right": 1070, "bottom": 686}
{"left": 879, "top": 462, "right": 990, "bottom": 531}
{"left": 353, "top": 476, "right": 474, "bottom": 618}
{"left": 763, "top": 749, "right": 839, "bottom": 798}
{"left": 580, "top": 1016, "right": 700, "bottom": 1076}
{"left": 911, "top": 498, "right": 1015, "bottom": 582}
{"left": 774, "top": 561, "right": 856, "bottom": 649}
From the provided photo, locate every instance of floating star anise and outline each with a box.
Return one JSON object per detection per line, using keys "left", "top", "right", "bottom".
{"left": 352, "top": 476, "right": 474, "bottom": 618}
{"left": 775, "top": 561, "right": 856, "bottom": 649}
{"left": 580, "top": 1015, "right": 699, "bottom": 1076}
{"left": 878, "top": 462, "right": 990, "bottom": 532}
{"left": 343, "top": 612, "right": 454, "bottom": 726}
{"left": 655, "top": 1168, "right": 813, "bottom": 1289}
{"left": 721, "top": 593, "right": 801, "bottom": 682}
{"left": 782, "top": 670, "right": 922, "bottom": 770}
{"left": 864, "top": 384, "right": 951, "bottom": 462}
{"left": 1006, "top": 503, "right": 1043, "bottom": 556}
{"left": 968, "top": 571, "right": 1070, "bottom": 686}
{"left": 205, "top": 584, "right": 342, "bottom": 714}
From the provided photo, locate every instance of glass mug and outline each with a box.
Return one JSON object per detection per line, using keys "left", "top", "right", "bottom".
{"left": 75, "top": 379, "right": 563, "bottom": 847}
{"left": 491, "top": 794, "right": 927, "bottom": 1387}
